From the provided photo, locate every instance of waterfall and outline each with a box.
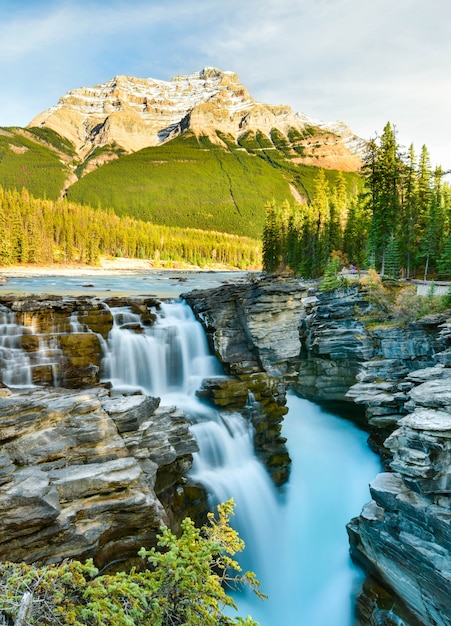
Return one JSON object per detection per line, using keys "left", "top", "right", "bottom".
{"left": 0, "top": 309, "right": 33, "bottom": 387}
{"left": 101, "top": 300, "right": 282, "bottom": 607}
{"left": 101, "top": 301, "right": 223, "bottom": 399}
{"left": 101, "top": 299, "right": 381, "bottom": 625}
{"left": 0, "top": 309, "right": 67, "bottom": 388}
{"left": 0, "top": 296, "right": 379, "bottom": 624}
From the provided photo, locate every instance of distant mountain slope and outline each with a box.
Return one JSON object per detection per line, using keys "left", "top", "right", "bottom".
{"left": 0, "top": 127, "right": 73, "bottom": 200}
{"left": 66, "top": 132, "right": 294, "bottom": 238}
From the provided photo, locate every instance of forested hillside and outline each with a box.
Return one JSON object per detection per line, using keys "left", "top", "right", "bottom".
{"left": 263, "top": 123, "right": 451, "bottom": 280}
{"left": 66, "top": 132, "right": 292, "bottom": 239}
{"left": 0, "top": 127, "right": 73, "bottom": 200}
{"left": 0, "top": 186, "right": 261, "bottom": 269}
{"left": 0, "top": 123, "right": 361, "bottom": 240}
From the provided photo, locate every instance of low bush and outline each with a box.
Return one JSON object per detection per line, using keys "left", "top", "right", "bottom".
{"left": 0, "top": 500, "right": 261, "bottom": 626}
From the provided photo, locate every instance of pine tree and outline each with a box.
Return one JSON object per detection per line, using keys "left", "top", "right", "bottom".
{"left": 421, "top": 167, "right": 444, "bottom": 280}
{"left": 311, "top": 169, "right": 331, "bottom": 275}
{"left": 400, "top": 144, "right": 419, "bottom": 278}
{"left": 384, "top": 233, "right": 401, "bottom": 279}
{"left": 364, "top": 123, "right": 403, "bottom": 273}
{"left": 437, "top": 234, "right": 451, "bottom": 278}
{"left": 320, "top": 254, "right": 342, "bottom": 291}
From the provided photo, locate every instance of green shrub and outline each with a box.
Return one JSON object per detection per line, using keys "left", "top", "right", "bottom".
{"left": 0, "top": 501, "right": 261, "bottom": 626}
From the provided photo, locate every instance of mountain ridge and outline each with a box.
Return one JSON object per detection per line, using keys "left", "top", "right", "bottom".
{"left": 28, "top": 67, "right": 366, "bottom": 171}
{"left": 0, "top": 69, "right": 364, "bottom": 239}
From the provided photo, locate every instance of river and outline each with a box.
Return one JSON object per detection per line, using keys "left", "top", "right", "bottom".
{"left": 99, "top": 297, "right": 380, "bottom": 626}
{"left": 231, "top": 394, "right": 381, "bottom": 626}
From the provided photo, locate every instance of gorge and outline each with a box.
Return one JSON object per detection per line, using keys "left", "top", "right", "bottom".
{"left": 0, "top": 272, "right": 449, "bottom": 625}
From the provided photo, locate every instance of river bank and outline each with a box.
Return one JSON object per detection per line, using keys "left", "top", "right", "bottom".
{"left": 0, "top": 257, "right": 249, "bottom": 278}
{"left": 0, "top": 262, "right": 251, "bottom": 299}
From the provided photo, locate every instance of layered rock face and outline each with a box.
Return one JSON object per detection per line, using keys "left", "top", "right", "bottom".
{"left": 185, "top": 276, "right": 451, "bottom": 626}
{"left": 0, "top": 387, "right": 198, "bottom": 569}
{"left": 348, "top": 364, "right": 451, "bottom": 626}
{"left": 0, "top": 294, "right": 202, "bottom": 569}
{"left": 28, "top": 67, "right": 365, "bottom": 170}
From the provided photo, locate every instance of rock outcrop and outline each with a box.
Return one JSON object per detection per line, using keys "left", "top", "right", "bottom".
{"left": 184, "top": 275, "right": 451, "bottom": 626}
{"left": 0, "top": 387, "right": 198, "bottom": 569}
{"left": 348, "top": 364, "right": 451, "bottom": 626}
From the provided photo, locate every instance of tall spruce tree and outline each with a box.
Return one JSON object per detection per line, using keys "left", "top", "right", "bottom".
{"left": 421, "top": 167, "right": 444, "bottom": 280}
{"left": 364, "top": 122, "right": 403, "bottom": 274}
{"left": 401, "top": 144, "right": 419, "bottom": 278}
{"left": 384, "top": 233, "right": 401, "bottom": 279}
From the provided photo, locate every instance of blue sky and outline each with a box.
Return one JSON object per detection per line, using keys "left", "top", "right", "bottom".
{"left": 1, "top": 0, "right": 450, "bottom": 169}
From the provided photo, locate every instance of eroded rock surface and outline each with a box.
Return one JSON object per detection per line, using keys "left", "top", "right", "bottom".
{"left": 348, "top": 363, "right": 451, "bottom": 626}
{"left": 0, "top": 387, "right": 198, "bottom": 569}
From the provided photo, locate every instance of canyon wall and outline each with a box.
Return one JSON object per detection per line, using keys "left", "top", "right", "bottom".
{"left": 184, "top": 276, "right": 451, "bottom": 626}
{"left": 0, "top": 278, "right": 449, "bottom": 625}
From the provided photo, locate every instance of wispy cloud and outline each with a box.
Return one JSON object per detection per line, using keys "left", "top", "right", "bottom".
{"left": 1, "top": 0, "right": 450, "bottom": 167}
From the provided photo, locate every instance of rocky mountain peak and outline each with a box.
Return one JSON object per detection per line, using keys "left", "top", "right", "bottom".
{"left": 28, "top": 68, "right": 365, "bottom": 170}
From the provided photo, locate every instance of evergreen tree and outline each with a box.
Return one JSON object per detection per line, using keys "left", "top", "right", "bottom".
{"left": 437, "top": 236, "right": 451, "bottom": 277}
{"left": 334, "top": 171, "right": 348, "bottom": 229}
{"left": 421, "top": 167, "right": 444, "bottom": 280}
{"left": 262, "top": 200, "right": 282, "bottom": 273}
{"left": 400, "top": 144, "right": 419, "bottom": 278}
{"left": 384, "top": 233, "right": 401, "bottom": 279}
{"left": 343, "top": 192, "right": 370, "bottom": 269}
{"left": 364, "top": 123, "right": 403, "bottom": 272}
{"left": 311, "top": 169, "right": 331, "bottom": 275}
{"left": 320, "top": 254, "right": 343, "bottom": 291}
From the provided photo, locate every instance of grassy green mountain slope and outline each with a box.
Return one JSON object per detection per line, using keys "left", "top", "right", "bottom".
{"left": 0, "top": 125, "right": 362, "bottom": 240}
{"left": 66, "top": 132, "right": 294, "bottom": 239}
{"left": 0, "top": 127, "right": 73, "bottom": 199}
{"left": 67, "top": 131, "right": 362, "bottom": 239}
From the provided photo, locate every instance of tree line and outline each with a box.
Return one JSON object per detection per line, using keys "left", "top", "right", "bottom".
{"left": 263, "top": 122, "right": 451, "bottom": 280}
{"left": 0, "top": 186, "right": 261, "bottom": 269}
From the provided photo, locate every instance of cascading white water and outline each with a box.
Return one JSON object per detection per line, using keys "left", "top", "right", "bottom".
{"left": 102, "top": 301, "right": 223, "bottom": 400}
{"left": 0, "top": 309, "right": 65, "bottom": 388}
{"left": 0, "top": 310, "right": 33, "bottom": 387}
{"left": 101, "top": 300, "right": 381, "bottom": 625}
{"left": 101, "top": 300, "right": 282, "bottom": 605}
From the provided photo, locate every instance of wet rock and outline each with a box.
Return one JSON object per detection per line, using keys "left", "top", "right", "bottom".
{"left": 196, "top": 377, "right": 249, "bottom": 409}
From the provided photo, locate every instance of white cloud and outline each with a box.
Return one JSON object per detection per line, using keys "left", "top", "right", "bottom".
{"left": 1, "top": 0, "right": 450, "bottom": 168}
